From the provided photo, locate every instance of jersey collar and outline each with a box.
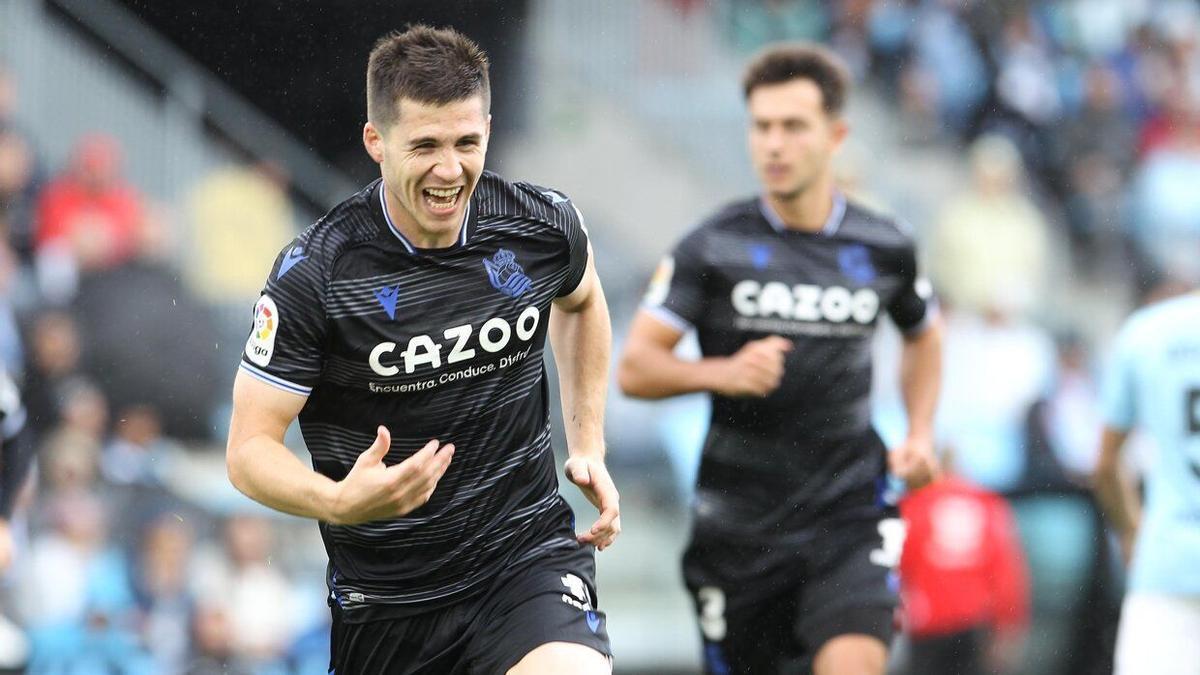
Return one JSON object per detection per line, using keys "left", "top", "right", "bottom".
{"left": 759, "top": 191, "right": 846, "bottom": 237}
{"left": 372, "top": 180, "right": 476, "bottom": 254}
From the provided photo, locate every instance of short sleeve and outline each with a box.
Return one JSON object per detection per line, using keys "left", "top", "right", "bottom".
{"left": 886, "top": 241, "right": 936, "bottom": 335}
{"left": 1100, "top": 321, "right": 1138, "bottom": 431}
{"left": 641, "top": 229, "right": 708, "bottom": 333}
{"left": 239, "top": 238, "right": 328, "bottom": 396}
{"left": 556, "top": 203, "right": 591, "bottom": 297}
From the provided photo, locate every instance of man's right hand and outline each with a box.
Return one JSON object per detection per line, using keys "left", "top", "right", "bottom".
{"left": 714, "top": 335, "right": 793, "bottom": 397}
{"left": 327, "top": 426, "right": 455, "bottom": 525}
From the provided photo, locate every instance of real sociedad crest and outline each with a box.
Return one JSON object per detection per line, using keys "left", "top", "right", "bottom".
{"left": 483, "top": 248, "right": 533, "bottom": 298}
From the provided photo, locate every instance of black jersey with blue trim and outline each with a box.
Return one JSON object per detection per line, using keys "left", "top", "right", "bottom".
{"left": 240, "top": 171, "right": 590, "bottom": 620}
{"left": 643, "top": 194, "right": 935, "bottom": 539}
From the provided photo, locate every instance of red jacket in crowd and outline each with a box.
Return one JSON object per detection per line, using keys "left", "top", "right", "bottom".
{"left": 899, "top": 476, "right": 1030, "bottom": 639}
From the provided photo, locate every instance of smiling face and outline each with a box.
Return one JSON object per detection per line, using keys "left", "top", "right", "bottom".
{"left": 363, "top": 94, "right": 491, "bottom": 248}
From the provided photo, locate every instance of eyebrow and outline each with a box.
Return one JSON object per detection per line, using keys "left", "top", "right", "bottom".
{"left": 408, "top": 133, "right": 483, "bottom": 148}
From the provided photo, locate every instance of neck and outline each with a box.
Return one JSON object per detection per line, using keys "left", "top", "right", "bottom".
{"left": 765, "top": 174, "right": 837, "bottom": 233}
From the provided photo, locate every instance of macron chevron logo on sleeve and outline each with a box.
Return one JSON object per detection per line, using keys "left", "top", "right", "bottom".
{"left": 375, "top": 285, "right": 400, "bottom": 320}
{"left": 277, "top": 245, "right": 308, "bottom": 279}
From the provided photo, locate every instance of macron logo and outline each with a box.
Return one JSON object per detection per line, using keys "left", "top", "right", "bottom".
{"left": 375, "top": 285, "right": 400, "bottom": 320}
{"left": 277, "top": 246, "right": 308, "bottom": 279}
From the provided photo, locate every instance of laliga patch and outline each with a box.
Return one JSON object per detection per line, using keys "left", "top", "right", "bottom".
{"left": 643, "top": 256, "right": 674, "bottom": 306}
{"left": 246, "top": 295, "right": 279, "bottom": 367}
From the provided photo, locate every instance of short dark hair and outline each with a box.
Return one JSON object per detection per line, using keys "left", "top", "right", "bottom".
{"left": 741, "top": 43, "right": 850, "bottom": 116}
{"left": 366, "top": 24, "right": 491, "bottom": 128}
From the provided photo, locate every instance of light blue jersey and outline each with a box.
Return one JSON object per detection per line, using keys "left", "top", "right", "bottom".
{"left": 1102, "top": 292, "right": 1200, "bottom": 595}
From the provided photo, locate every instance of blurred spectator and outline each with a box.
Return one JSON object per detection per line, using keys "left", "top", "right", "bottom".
{"left": 21, "top": 310, "right": 82, "bottom": 437}
{"left": 931, "top": 134, "right": 1052, "bottom": 318}
{"left": 0, "top": 127, "right": 36, "bottom": 259}
{"left": 994, "top": 11, "right": 1062, "bottom": 130}
{"left": 34, "top": 134, "right": 144, "bottom": 302}
{"left": 938, "top": 309, "right": 1056, "bottom": 491}
{"left": 185, "top": 161, "right": 294, "bottom": 306}
{"left": 0, "top": 64, "right": 42, "bottom": 263}
{"left": 1022, "top": 335, "right": 1103, "bottom": 489}
{"left": 133, "top": 515, "right": 195, "bottom": 673}
{"left": 899, "top": 454, "right": 1030, "bottom": 675}
{"left": 38, "top": 423, "right": 101, "bottom": 500}
{"left": 101, "top": 405, "right": 177, "bottom": 489}
{"left": 192, "top": 514, "right": 296, "bottom": 667}
{"left": 72, "top": 214, "right": 220, "bottom": 440}
{"left": 1131, "top": 93, "right": 1200, "bottom": 283}
{"left": 18, "top": 491, "right": 152, "bottom": 672}
{"left": 185, "top": 604, "right": 247, "bottom": 675}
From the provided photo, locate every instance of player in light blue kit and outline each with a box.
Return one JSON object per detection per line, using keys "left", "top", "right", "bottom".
{"left": 1094, "top": 290, "right": 1200, "bottom": 675}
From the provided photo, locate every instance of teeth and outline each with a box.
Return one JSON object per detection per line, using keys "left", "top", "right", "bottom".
{"left": 425, "top": 187, "right": 461, "bottom": 197}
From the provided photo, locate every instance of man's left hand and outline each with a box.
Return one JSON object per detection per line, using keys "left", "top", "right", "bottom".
{"left": 564, "top": 456, "right": 621, "bottom": 551}
{"left": 889, "top": 436, "right": 940, "bottom": 490}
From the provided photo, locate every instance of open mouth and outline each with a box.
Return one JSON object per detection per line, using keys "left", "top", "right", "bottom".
{"left": 423, "top": 186, "right": 463, "bottom": 213}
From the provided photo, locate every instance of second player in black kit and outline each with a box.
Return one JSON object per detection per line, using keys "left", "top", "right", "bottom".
{"left": 620, "top": 44, "right": 942, "bottom": 675}
{"left": 227, "top": 26, "right": 618, "bottom": 675}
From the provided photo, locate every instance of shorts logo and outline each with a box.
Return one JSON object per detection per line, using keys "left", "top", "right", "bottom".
{"left": 560, "top": 573, "right": 594, "bottom": 612}
{"left": 245, "top": 295, "right": 279, "bottom": 367}
{"left": 838, "top": 244, "right": 876, "bottom": 284}
{"left": 484, "top": 249, "right": 533, "bottom": 298}
{"left": 277, "top": 245, "right": 307, "bottom": 280}
{"left": 586, "top": 610, "right": 601, "bottom": 633}
{"left": 375, "top": 284, "right": 400, "bottom": 320}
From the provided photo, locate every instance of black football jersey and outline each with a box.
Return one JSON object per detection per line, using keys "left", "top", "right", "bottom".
{"left": 644, "top": 194, "right": 934, "bottom": 539}
{"left": 240, "top": 171, "right": 589, "bottom": 619}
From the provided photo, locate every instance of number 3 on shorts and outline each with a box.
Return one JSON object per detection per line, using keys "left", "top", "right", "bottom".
{"left": 870, "top": 517, "right": 906, "bottom": 568}
{"left": 697, "top": 586, "right": 727, "bottom": 641}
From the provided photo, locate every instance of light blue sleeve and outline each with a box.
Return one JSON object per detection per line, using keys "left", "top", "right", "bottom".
{"left": 1101, "top": 320, "right": 1138, "bottom": 431}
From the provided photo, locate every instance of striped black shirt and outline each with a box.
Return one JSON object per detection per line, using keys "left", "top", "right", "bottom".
{"left": 644, "top": 194, "right": 935, "bottom": 540}
{"left": 240, "top": 171, "right": 589, "bottom": 620}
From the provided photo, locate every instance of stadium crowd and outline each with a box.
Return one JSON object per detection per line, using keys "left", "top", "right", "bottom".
{"left": 0, "top": 0, "right": 1196, "bottom": 672}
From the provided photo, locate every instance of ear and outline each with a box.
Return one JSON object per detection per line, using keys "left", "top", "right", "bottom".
{"left": 830, "top": 117, "right": 849, "bottom": 151}
{"left": 483, "top": 114, "right": 493, "bottom": 151}
{"left": 363, "top": 122, "right": 385, "bottom": 164}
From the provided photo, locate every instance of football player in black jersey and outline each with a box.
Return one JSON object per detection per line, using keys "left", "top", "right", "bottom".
{"left": 619, "top": 44, "right": 942, "bottom": 674}
{"left": 226, "top": 25, "right": 617, "bottom": 674}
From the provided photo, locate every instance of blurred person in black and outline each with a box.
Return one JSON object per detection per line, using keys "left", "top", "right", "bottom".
{"left": 225, "top": 25, "right": 617, "bottom": 675}
{"left": 619, "top": 43, "right": 942, "bottom": 675}
{"left": 0, "top": 367, "right": 27, "bottom": 573}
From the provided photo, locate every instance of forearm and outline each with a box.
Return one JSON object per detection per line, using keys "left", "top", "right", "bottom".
{"left": 900, "top": 320, "right": 942, "bottom": 440}
{"left": 550, "top": 293, "right": 612, "bottom": 460}
{"left": 1092, "top": 428, "right": 1141, "bottom": 536}
{"left": 618, "top": 343, "right": 729, "bottom": 399}
{"left": 227, "top": 435, "right": 340, "bottom": 522}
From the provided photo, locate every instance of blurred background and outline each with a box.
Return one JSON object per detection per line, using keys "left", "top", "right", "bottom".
{"left": 0, "top": 0, "right": 1195, "bottom": 672}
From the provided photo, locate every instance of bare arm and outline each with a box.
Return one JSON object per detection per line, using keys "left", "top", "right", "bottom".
{"left": 226, "top": 371, "right": 454, "bottom": 525}
{"left": 618, "top": 312, "right": 717, "bottom": 399}
{"left": 900, "top": 317, "right": 943, "bottom": 444}
{"left": 618, "top": 311, "right": 792, "bottom": 400}
{"left": 1092, "top": 425, "right": 1140, "bottom": 562}
{"left": 551, "top": 248, "right": 611, "bottom": 461}
{"left": 227, "top": 373, "right": 339, "bottom": 520}
{"left": 550, "top": 248, "right": 620, "bottom": 550}
{"left": 889, "top": 316, "right": 944, "bottom": 489}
